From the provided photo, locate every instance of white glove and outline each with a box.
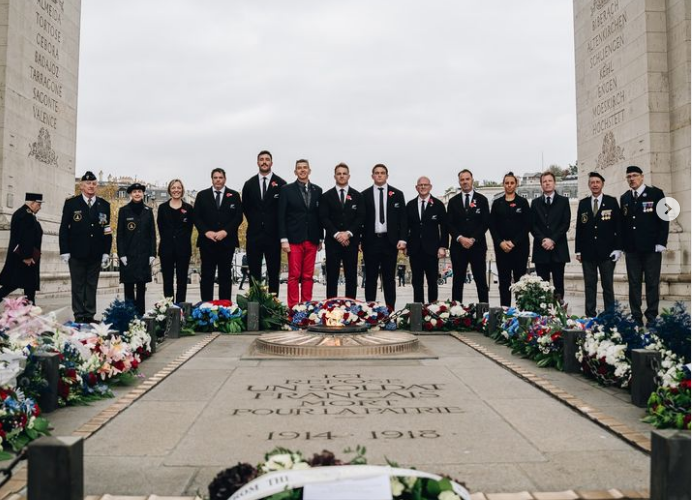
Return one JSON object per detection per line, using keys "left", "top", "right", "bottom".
{"left": 149, "top": 256, "right": 155, "bottom": 266}
{"left": 101, "top": 254, "right": 110, "bottom": 269}
{"left": 609, "top": 250, "right": 622, "bottom": 262}
{"left": 655, "top": 245, "right": 666, "bottom": 253}
{"left": 60, "top": 253, "right": 70, "bottom": 263}
{"left": 120, "top": 256, "right": 128, "bottom": 266}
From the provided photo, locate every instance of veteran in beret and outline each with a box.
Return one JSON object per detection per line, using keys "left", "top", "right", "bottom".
{"left": 59, "top": 171, "right": 113, "bottom": 323}
{"left": 620, "top": 165, "right": 669, "bottom": 326}
{"left": 575, "top": 172, "right": 622, "bottom": 318}
{"left": 117, "top": 182, "right": 156, "bottom": 315}
{"left": 0, "top": 193, "right": 44, "bottom": 305}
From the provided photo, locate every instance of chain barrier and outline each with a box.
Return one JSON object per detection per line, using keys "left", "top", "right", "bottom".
{"left": 0, "top": 447, "right": 28, "bottom": 489}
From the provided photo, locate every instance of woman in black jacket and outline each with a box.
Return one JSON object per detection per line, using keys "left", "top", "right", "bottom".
{"left": 117, "top": 183, "right": 156, "bottom": 315}
{"left": 157, "top": 179, "right": 194, "bottom": 302}
{"left": 489, "top": 172, "right": 531, "bottom": 307}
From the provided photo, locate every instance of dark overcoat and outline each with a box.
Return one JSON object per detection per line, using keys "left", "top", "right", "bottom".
{"left": 117, "top": 202, "right": 156, "bottom": 284}
{"left": 0, "top": 206, "right": 43, "bottom": 290}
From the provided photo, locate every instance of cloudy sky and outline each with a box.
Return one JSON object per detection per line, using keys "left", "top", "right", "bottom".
{"left": 76, "top": 1, "right": 577, "bottom": 199}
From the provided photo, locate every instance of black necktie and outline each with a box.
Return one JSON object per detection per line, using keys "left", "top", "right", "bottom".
{"left": 340, "top": 188, "right": 345, "bottom": 207}
{"left": 215, "top": 190, "right": 222, "bottom": 208}
{"left": 633, "top": 190, "right": 638, "bottom": 201}
{"left": 378, "top": 187, "right": 385, "bottom": 224}
{"left": 464, "top": 193, "right": 470, "bottom": 209}
{"left": 421, "top": 200, "right": 426, "bottom": 218}
{"left": 262, "top": 177, "right": 267, "bottom": 200}
{"left": 546, "top": 196, "right": 551, "bottom": 207}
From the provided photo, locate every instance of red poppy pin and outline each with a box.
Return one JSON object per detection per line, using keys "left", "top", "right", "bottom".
{"left": 346, "top": 195, "right": 352, "bottom": 201}
{"left": 470, "top": 201, "right": 476, "bottom": 208}
{"left": 509, "top": 203, "right": 516, "bottom": 208}
{"left": 180, "top": 209, "right": 187, "bottom": 214}
{"left": 271, "top": 181, "right": 278, "bottom": 187}
{"left": 388, "top": 191, "right": 394, "bottom": 197}
{"left": 226, "top": 192, "right": 232, "bottom": 197}
{"left": 429, "top": 199, "right": 434, "bottom": 205}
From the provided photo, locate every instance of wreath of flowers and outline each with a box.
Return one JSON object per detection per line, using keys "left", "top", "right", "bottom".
{"left": 208, "top": 446, "right": 470, "bottom": 500}
{"left": 0, "top": 386, "right": 50, "bottom": 460}
{"left": 287, "top": 299, "right": 395, "bottom": 330}
{"left": 187, "top": 300, "right": 245, "bottom": 334}
{"left": 509, "top": 274, "right": 562, "bottom": 317}
{"left": 143, "top": 296, "right": 176, "bottom": 340}
{"left": 399, "top": 301, "right": 476, "bottom": 332}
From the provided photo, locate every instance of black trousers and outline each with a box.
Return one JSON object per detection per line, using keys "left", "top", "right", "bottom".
{"left": 246, "top": 235, "right": 282, "bottom": 295}
{"left": 409, "top": 252, "right": 439, "bottom": 303}
{"left": 325, "top": 243, "right": 359, "bottom": 299}
{"left": 69, "top": 257, "right": 101, "bottom": 322}
{"left": 0, "top": 285, "right": 36, "bottom": 305}
{"left": 160, "top": 250, "right": 190, "bottom": 303}
{"left": 398, "top": 272, "right": 405, "bottom": 286}
{"left": 200, "top": 245, "right": 233, "bottom": 302}
{"left": 535, "top": 262, "right": 566, "bottom": 300}
{"left": 451, "top": 247, "right": 488, "bottom": 303}
{"left": 124, "top": 282, "right": 147, "bottom": 316}
{"left": 496, "top": 247, "right": 528, "bottom": 307}
{"left": 625, "top": 252, "right": 662, "bottom": 325}
{"left": 364, "top": 237, "right": 397, "bottom": 309}
{"left": 582, "top": 258, "right": 615, "bottom": 318}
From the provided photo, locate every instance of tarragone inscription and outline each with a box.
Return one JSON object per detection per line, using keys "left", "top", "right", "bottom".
{"left": 234, "top": 373, "right": 463, "bottom": 417}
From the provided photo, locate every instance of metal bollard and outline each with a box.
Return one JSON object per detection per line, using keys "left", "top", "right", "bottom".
{"left": 247, "top": 302, "right": 260, "bottom": 331}
{"left": 650, "top": 430, "right": 691, "bottom": 500}
{"left": 33, "top": 352, "right": 59, "bottom": 413}
{"left": 28, "top": 436, "right": 84, "bottom": 500}
{"left": 406, "top": 303, "right": 423, "bottom": 333}
{"left": 487, "top": 307, "right": 503, "bottom": 336}
{"left": 142, "top": 316, "right": 157, "bottom": 353}
{"left": 631, "top": 349, "right": 662, "bottom": 407}
{"left": 165, "top": 306, "right": 181, "bottom": 339}
{"left": 475, "top": 302, "right": 489, "bottom": 327}
{"left": 562, "top": 329, "right": 586, "bottom": 373}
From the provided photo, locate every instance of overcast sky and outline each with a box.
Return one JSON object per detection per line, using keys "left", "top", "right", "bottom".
{"left": 76, "top": 1, "right": 577, "bottom": 199}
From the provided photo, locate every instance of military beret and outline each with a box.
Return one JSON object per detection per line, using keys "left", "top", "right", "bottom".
{"left": 81, "top": 171, "right": 97, "bottom": 181}
{"left": 626, "top": 165, "right": 643, "bottom": 174}
{"left": 588, "top": 171, "right": 605, "bottom": 182}
{"left": 25, "top": 192, "right": 43, "bottom": 202}
{"left": 127, "top": 182, "right": 146, "bottom": 193}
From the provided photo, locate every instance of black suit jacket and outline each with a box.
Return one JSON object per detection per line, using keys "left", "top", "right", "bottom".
{"left": 59, "top": 195, "right": 112, "bottom": 261}
{"left": 194, "top": 186, "right": 242, "bottom": 250}
{"left": 620, "top": 185, "right": 669, "bottom": 253}
{"left": 0, "top": 206, "right": 43, "bottom": 289}
{"left": 447, "top": 191, "right": 490, "bottom": 252}
{"left": 406, "top": 196, "right": 447, "bottom": 256}
{"left": 575, "top": 194, "right": 621, "bottom": 262}
{"left": 242, "top": 173, "right": 287, "bottom": 239}
{"left": 319, "top": 187, "right": 365, "bottom": 248}
{"left": 361, "top": 185, "right": 408, "bottom": 250}
{"left": 489, "top": 195, "right": 531, "bottom": 252}
{"left": 278, "top": 181, "right": 323, "bottom": 244}
{"left": 157, "top": 200, "right": 194, "bottom": 258}
{"left": 531, "top": 193, "right": 571, "bottom": 264}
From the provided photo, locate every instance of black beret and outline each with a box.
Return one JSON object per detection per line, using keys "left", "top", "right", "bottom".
{"left": 81, "top": 171, "right": 97, "bottom": 181}
{"left": 588, "top": 171, "right": 605, "bottom": 182}
{"left": 626, "top": 165, "right": 643, "bottom": 174}
{"left": 127, "top": 182, "right": 146, "bottom": 193}
{"left": 25, "top": 192, "right": 43, "bottom": 202}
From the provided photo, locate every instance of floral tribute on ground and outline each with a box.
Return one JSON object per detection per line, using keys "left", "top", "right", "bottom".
{"left": 0, "top": 296, "right": 154, "bottom": 456}
{"left": 208, "top": 446, "right": 470, "bottom": 500}
{"left": 287, "top": 298, "right": 396, "bottom": 330}
{"left": 184, "top": 300, "right": 245, "bottom": 334}
{"left": 399, "top": 301, "right": 478, "bottom": 332}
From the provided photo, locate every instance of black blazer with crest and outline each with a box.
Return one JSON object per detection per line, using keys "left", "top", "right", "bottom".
{"left": 277, "top": 181, "right": 323, "bottom": 244}
{"left": 319, "top": 187, "right": 365, "bottom": 248}
{"left": 242, "top": 173, "right": 287, "bottom": 240}
{"left": 194, "top": 186, "right": 242, "bottom": 250}
{"left": 360, "top": 185, "right": 408, "bottom": 250}
{"left": 575, "top": 194, "right": 621, "bottom": 262}
{"left": 406, "top": 196, "right": 447, "bottom": 256}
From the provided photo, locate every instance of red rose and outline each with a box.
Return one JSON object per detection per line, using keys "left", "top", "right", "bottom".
{"left": 58, "top": 380, "right": 70, "bottom": 399}
{"left": 87, "top": 372, "right": 98, "bottom": 386}
{"left": 212, "top": 299, "right": 233, "bottom": 307}
{"left": 114, "top": 360, "right": 126, "bottom": 372}
{"left": 679, "top": 379, "right": 691, "bottom": 390}
{"left": 551, "top": 332, "right": 561, "bottom": 342}
{"left": 132, "top": 359, "right": 140, "bottom": 370}
{"left": 66, "top": 368, "right": 77, "bottom": 380}
{"left": 423, "top": 322, "right": 434, "bottom": 331}
{"left": 463, "top": 318, "right": 472, "bottom": 327}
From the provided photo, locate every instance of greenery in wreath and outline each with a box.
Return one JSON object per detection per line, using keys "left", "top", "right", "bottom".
{"left": 236, "top": 279, "right": 288, "bottom": 331}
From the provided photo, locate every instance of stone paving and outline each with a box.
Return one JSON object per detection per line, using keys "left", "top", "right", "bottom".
{"left": 0, "top": 282, "right": 663, "bottom": 498}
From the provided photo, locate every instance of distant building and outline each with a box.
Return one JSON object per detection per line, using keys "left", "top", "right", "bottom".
{"left": 517, "top": 173, "right": 578, "bottom": 200}
{"left": 74, "top": 171, "right": 197, "bottom": 205}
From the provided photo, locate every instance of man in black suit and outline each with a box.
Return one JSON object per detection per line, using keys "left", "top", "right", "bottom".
{"left": 406, "top": 176, "right": 447, "bottom": 304}
{"left": 194, "top": 168, "right": 243, "bottom": 301}
{"left": 278, "top": 159, "right": 323, "bottom": 308}
{"left": 575, "top": 172, "right": 622, "bottom": 317}
{"left": 447, "top": 169, "right": 490, "bottom": 303}
{"left": 620, "top": 165, "right": 669, "bottom": 325}
{"left": 360, "top": 164, "right": 407, "bottom": 309}
{"left": 0, "top": 193, "right": 44, "bottom": 305}
{"left": 319, "top": 163, "right": 365, "bottom": 299}
{"left": 530, "top": 171, "right": 571, "bottom": 302}
{"left": 241, "top": 150, "right": 286, "bottom": 294}
{"left": 59, "top": 171, "right": 112, "bottom": 323}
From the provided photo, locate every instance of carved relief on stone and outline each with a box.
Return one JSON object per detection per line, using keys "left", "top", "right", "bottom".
{"left": 596, "top": 131, "right": 625, "bottom": 170}
{"left": 28, "top": 127, "right": 59, "bottom": 167}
